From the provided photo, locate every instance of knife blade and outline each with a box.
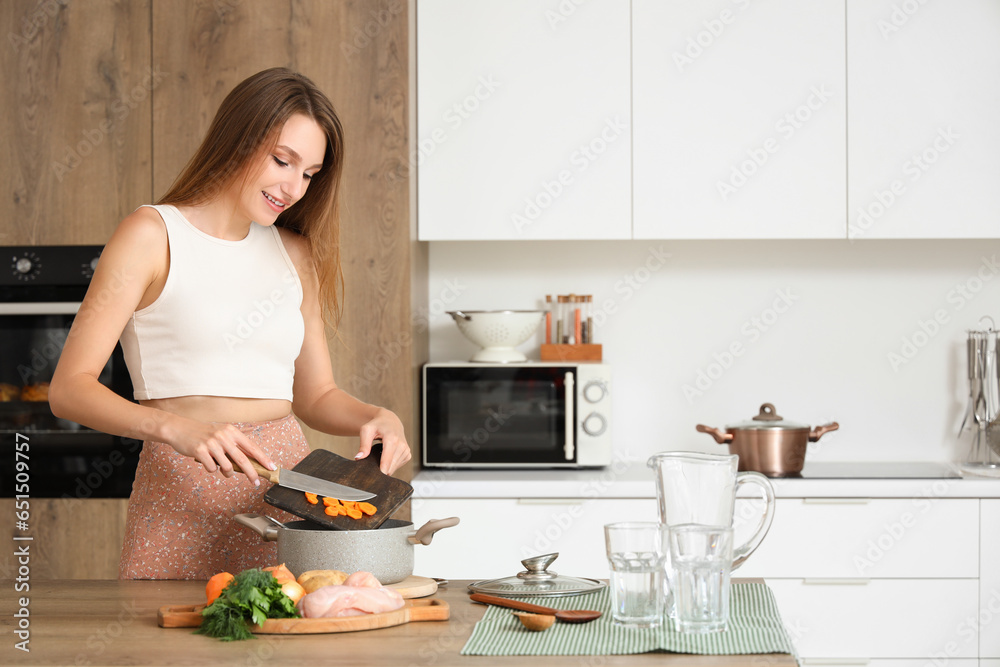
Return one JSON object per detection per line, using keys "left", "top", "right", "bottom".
{"left": 242, "top": 459, "right": 376, "bottom": 501}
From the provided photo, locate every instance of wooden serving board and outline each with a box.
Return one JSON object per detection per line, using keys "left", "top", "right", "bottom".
{"left": 158, "top": 598, "right": 449, "bottom": 634}
{"left": 265, "top": 444, "right": 413, "bottom": 530}
{"left": 388, "top": 575, "right": 438, "bottom": 599}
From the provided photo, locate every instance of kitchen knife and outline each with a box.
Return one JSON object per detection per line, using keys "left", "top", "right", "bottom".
{"left": 241, "top": 459, "right": 376, "bottom": 501}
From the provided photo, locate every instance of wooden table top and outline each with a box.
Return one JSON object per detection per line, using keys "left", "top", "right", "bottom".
{"left": 0, "top": 579, "right": 797, "bottom": 666}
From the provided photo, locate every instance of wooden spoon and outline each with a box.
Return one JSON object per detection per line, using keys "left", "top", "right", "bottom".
{"left": 514, "top": 611, "right": 556, "bottom": 631}
{"left": 469, "top": 593, "right": 602, "bottom": 623}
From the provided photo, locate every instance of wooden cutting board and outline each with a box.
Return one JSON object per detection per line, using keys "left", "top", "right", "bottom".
{"left": 265, "top": 444, "right": 412, "bottom": 530}
{"left": 157, "top": 598, "right": 449, "bottom": 634}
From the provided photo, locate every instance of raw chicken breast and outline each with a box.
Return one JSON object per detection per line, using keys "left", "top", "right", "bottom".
{"left": 297, "top": 573, "right": 405, "bottom": 618}
{"left": 343, "top": 571, "right": 382, "bottom": 589}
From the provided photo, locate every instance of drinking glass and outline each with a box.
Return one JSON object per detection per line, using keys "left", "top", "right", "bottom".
{"left": 668, "top": 524, "right": 733, "bottom": 634}
{"left": 604, "top": 522, "right": 666, "bottom": 628}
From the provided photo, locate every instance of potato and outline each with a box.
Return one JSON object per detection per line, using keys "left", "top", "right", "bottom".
{"left": 296, "top": 569, "right": 348, "bottom": 593}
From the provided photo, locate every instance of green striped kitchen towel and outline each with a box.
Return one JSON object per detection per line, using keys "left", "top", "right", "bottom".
{"left": 461, "top": 582, "right": 796, "bottom": 656}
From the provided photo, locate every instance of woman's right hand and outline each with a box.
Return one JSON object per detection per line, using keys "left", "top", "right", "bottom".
{"left": 168, "top": 420, "right": 278, "bottom": 486}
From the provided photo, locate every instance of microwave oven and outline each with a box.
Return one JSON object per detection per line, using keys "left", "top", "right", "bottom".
{"left": 421, "top": 362, "right": 612, "bottom": 468}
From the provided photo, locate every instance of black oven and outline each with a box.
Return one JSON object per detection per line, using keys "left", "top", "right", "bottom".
{"left": 1, "top": 246, "right": 139, "bottom": 498}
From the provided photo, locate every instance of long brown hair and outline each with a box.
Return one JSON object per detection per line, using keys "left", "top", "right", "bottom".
{"left": 158, "top": 67, "right": 345, "bottom": 328}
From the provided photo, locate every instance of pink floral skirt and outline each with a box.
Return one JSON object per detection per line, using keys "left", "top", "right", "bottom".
{"left": 119, "top": 414, "right": 311, "bottom": 580}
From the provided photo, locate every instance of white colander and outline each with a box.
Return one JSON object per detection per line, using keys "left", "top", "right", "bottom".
{"left": 447, "top": 310, "right": 545, "bottom": 363}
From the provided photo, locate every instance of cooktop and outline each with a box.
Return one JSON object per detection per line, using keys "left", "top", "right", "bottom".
{"left": 781, "top": 461, "right": 961, "bottom": 479}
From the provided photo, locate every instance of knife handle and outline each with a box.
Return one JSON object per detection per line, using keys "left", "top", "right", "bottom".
{"left": 227, "top": 455, "right": 280, "bottom": 484}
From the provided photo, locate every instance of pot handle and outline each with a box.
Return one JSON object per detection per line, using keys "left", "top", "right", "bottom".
{"left": 408, "top": 517, "right": 460, "bottom": 546}
{"left": 234, "top": 513, "right": 280, "bottom": 542}
{"left": 695, "top": 424, "right": 734, "bottom": 444}
{"left": 809, "top": 422, "right": 840, "bottom": 442}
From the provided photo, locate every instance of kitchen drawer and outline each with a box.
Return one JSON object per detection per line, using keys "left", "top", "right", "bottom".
{"left": 799, "top": 662, "right": 979, "bottom": 667}
{"left": 412, "top": 498, "right": 658, "bottom": 580}
{"left": 736, "top": 498, "right": 978, "bottom": 579}
{"left": 982, "top": 500, "right": 1000, "bottom": 658}
{"left": 767, "top": 578, "right": 979, "bottom": 659}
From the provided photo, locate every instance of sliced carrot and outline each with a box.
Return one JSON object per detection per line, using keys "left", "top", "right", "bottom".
{"left": 342, "top": 500, "right": 359, "bottom": 511}
{"left": 304, "top": 492, "right": 319, "bottom": 505}
{"left": 345, "top": 507, "right": 363, "bottom": 520}
{"left": 324, "top": 505, "right": 342, "bottom": 517}
{"left": 322, "top": 496, "right": 341, "bottom": 508}
{"left": 358, "top": 502, "right": 377, "bottom": 516}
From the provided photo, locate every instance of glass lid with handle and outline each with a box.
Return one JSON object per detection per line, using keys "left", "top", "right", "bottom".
{"left": 467, "top": 553, "right": 605, "bottom": 598}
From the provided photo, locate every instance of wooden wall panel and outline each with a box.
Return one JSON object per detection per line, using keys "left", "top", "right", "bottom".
{"left": 152, "top": 0, "right": 416, "bottom": 480}
{"left": 0, "top": 499, "right": 128, "bottom": 579}
{"left": 0, "top": 0, "right": 152, "bottom": 245}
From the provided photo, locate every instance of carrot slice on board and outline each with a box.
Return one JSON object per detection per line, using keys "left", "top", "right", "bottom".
{"left": 358, "top": 502, "right": 377, "bottom": 516}
{"left": 304, "top": 492, "right": 319, "bottom": 505}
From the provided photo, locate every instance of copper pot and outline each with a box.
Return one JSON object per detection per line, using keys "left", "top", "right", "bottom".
{"left": 696, "top": 403, "right": 839, "bottom": 477}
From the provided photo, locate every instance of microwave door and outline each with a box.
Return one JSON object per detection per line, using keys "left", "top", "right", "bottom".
{"left": 427, "top": 370, "right": 573, "bottom": 466}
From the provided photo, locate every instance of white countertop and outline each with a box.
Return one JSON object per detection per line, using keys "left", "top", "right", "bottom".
{"left": 412, "top": 461, "right": 1000, "bottom": 499}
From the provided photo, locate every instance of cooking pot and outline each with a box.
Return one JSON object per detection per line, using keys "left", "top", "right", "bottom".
{"left": 696, "top": 403, "right": 839, "bottom": 476}
{"left": 235, "top": 513, "right": 459, "bottom": 583}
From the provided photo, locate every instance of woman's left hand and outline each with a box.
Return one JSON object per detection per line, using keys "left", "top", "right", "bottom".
{"left": 355, "top": 408, "right": 412, "bottom": 475}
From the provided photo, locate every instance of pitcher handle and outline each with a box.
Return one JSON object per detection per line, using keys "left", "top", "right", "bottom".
{"left": 732, "top": 472, "right": 775, "bottom": 570}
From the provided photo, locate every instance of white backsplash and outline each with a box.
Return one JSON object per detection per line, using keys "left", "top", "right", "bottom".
{"left": 425, "top": 239, "right": 1000, "bottom": 465}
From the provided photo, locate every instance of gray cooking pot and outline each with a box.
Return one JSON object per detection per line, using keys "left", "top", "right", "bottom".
{"left": 234, "top": 513, "right": 459, "bottom": 584}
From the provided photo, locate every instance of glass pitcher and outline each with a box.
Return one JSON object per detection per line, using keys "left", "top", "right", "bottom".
{"left": 646, "top": 451, "right": 775, "bottom": 569}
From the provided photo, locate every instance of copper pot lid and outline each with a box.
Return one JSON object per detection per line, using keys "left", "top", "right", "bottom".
{"left": 726, "top": 403, "right": 810, "bottom": 431}
{"left": 467, "top": 553, "right": 605, "bottom": 598}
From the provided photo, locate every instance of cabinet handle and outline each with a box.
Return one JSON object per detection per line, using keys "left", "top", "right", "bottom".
{"left": 802, "top": 578, "right": 870, "bottom": 586}
{"left": 802, "top": 498, "right": 871, "bottom": 505}
{"left": 517, "top": 498, "right": 587, "bottom": 506}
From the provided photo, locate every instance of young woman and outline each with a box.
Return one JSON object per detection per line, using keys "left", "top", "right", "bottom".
{"left": 49, "top": 68, "right": 411, "bottom": 579}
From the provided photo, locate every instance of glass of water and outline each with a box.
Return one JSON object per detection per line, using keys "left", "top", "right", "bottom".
{"left": 604, "top": 521, "right": 667, "bottom": 628}
{"left": 668, "top": 524, "right": 733, "bottom": 633}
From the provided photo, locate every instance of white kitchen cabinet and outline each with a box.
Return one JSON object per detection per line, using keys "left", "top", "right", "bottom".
{"left": 412, "top": 497, "right": 657, "bottom": 580}
{"left": 632, "top": 0, "right": 846, "bottom": 239}
{"left": 846, "top": 0, "right": 1000, "bottom": 239}
{"left": 767, "top": 579, "right": 979, "bottom": 659}
{"left": 416, "top": 0, "right": 631, "bottom": 241}
{"left": 982, "top": 500, "right": 1000, "bottom": 658}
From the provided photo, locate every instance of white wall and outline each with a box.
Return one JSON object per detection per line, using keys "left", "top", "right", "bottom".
{"left": 426, "top": 239, "right": 1000, "bottom": 465}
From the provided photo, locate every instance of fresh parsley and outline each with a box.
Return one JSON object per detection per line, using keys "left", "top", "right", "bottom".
{"left": 197, "top": 568, "right": 300, "bottom": 641}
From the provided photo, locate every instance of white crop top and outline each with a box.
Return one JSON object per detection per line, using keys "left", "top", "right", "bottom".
{"left": 119, "top": 205, "right": 305, "bottom": 401}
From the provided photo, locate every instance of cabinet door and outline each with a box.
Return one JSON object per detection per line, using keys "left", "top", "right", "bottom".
{"left": 412, "top": 498, "right": 657, "bottom": 580}
{"left": 767, "top": 579, "right": 979, "bottom": 659}
{"left": 416, "top": 0, "right": 631, "bottom": 240}
{"left": 847, "top": 0, "right": 1000, "bottom": 239}
{"left": 0, "top": 0, "right": 152, "bottom": 245}
{"left": 632, "top": 0, "right": 846, "bottom": 239}
{"left": 736, "top": 498, "right": 979, "bottom": 579}
{"left": 983, "top": 500, "right": 1000, "bottom": 658}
